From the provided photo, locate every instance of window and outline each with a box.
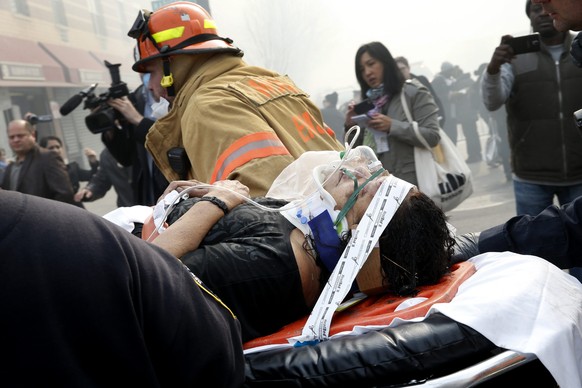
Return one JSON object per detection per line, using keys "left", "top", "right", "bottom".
{"left": 117, "top": 1, "right": 127, "bottom": 39}
{"left": 51, "top": 0, "right": 67, "bottom": 26}
{"left": 87, "top": 0, "right": 107, "bottom": 37}
{"left": 10, "top": 0, "right": 30, "bottom": 16}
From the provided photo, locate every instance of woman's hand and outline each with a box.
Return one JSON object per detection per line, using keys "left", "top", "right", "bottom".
{"left": 367, "top": 112, "right": 392, "bottom": 132}
{"left": 160, "top": 179, "right": 249, "bottom": 211}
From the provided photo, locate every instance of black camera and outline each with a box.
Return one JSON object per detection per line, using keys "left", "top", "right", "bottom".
{"left": 59, "top": 60, "right": 131, "bottom": 134}
{"left": 26, "top": 113, "right": 53, "bottom": 125}
{"left": 84, "top": 61, "right": 130, "bottom": 134}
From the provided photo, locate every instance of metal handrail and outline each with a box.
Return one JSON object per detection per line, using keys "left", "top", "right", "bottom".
{"left": 414, "top": 350, "right": 538, "bottom": 387}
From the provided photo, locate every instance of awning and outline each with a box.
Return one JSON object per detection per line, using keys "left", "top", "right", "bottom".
{"left": 40, "top": 42, "right": 107, "bottom": 85}
{"left": 0, "top": 35, "right": 69, "bottom": 85}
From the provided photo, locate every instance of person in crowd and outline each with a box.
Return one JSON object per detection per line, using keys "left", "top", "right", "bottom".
{"left": 343, "top": 41, "right": 441, "bottom": 187}
{"left": 0, "top": 147, "right": 8, "bottom": 183}
{"left": 144, "top": 147, "right": 454, "bottom": 342}
{"left": 449, "top": 65, "right": 482, "bottom": 163}
{"left": 103, "top": 72, "right": 168, "bottom": 206}
{"left": 75, "top": 147, "right": 135, "bottom": 208}
{"left": 481, "top": 1, "right": 582, "bottom": 217}
{"left": 0, "top": 189, "right": 244, "bottom": 387}
{"left": 395, "top": 56, "right": 446, "bottom": 127}
{"left": 532, "top": 0, "right": 582, "bottom": 32}
{"left": 472, "top": 63, "right": 512, "bottom": 180}
{"left": 452, "top": 196, "right": 582, "bottom": 277}
{"left": 1, "top": 119, "right": 74, "bottom": 204}
{"left": 39, "top": 135, "right": 99, "bottom": 208}
{"left": 431, "top": 61, "right": 458, "bottom": 144}
{"left": 320, "top": 91, "right": 345, "bottom": 142}
{"left": 127, "top": 2, "right": 342, "bottom": 197}
{"left": 339, "top": 89, "right": 362, "bottom": 116}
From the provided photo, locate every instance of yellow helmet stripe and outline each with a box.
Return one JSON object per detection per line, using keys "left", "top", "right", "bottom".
{"left": 152, "top": 26, "right": 185, "bottom": 43}
{"left": 204, "top": 19, "right": 216, "bottom": 29}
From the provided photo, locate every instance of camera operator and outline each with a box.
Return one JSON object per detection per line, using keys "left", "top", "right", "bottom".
{"left": 100, "top": 75, "right": 168, "bottom": 206}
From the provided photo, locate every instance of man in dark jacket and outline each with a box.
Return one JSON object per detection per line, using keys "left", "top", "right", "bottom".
{"left": 103, "top": 80, "right": 168, "bottom": 206}
{"left": 39, "top": 135, "right": 99, "bottom": 208}
{"left": 395, "top": 56, "right": 447, "bottom": 128}
{"left": 75, "top": 148, "right": 135, "bottom": 208}
{"left": 482, "top": 1, "right": 582, "bottom": 217}
{"left": 1, "top": 119, "right": 74, "bottom": 204}
{"left": 321, "top": 91, "right": 346, "bottom": 142}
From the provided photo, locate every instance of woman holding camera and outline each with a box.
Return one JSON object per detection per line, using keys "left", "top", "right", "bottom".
{"left": 345, "top": 41, "right": 441, "bottom": 186}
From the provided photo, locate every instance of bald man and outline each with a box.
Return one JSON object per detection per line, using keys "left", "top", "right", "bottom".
{"left": 1, "top": 119, "right": 74, "bottom": 204}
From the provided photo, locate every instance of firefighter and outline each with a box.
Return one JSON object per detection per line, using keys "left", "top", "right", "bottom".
{"left": 128, "top": 1, "right": 343, "bottom": 196}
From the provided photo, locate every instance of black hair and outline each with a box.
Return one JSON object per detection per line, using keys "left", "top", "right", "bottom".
{"left": 394, "top": 56, "right": 409, "bottom": 68}
{"left": 354, "top": 41, "right": 405, "bottom": 101}
{"left": 378, "top": 190, "right": 454, "bottom": 296}
{"left": 39, "top": 135, "right": 62, "bottom": 148}
{"left": 526, "top": 0, "right": 531, "bottom": 17}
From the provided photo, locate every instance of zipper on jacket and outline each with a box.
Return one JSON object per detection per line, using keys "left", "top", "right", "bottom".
{"left": 555, "top": 59, "right": 568, "bottom": 178}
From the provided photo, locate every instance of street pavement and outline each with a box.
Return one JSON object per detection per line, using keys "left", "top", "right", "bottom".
{"left": 447, "top": 158, "right": 515, "bottom": 235}
{"left": 85, "top": 121, "right": 517, "bottom": 236}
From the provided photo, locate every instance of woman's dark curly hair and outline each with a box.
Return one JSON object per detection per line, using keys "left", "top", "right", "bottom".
{"left": 378, "top": 190, "right": 455, "bottom": 296}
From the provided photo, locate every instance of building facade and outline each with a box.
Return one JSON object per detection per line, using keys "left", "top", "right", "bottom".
{"left": 0, "top": 0, "right": 152, "bottom": 168}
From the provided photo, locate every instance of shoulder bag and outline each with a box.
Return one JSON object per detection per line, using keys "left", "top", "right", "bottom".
{"left": 401, "top": 88, "right": 473, "bottom": 212}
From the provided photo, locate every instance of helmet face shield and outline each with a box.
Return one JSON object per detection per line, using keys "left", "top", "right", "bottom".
{"left": 128, "top": 2, "right": 242, "bottom": 73}
{"left": 127, "top": 9, "right": 151, "bottom": 40}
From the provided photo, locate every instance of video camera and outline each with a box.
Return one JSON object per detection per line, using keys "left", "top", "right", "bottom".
{"left": 59, "top": 60, "right": 131, "bottom": 134}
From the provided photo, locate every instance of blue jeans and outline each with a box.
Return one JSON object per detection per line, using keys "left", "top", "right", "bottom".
{"left": 513, "top": 180, "right": 582, "bottom": 282}
{"left": 513, "top": 180, "right": 582, "bottom": 215}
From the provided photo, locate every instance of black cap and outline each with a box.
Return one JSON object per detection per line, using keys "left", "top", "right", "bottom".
{"left": 325, "top": 92, "right": 338, "bottom": 106}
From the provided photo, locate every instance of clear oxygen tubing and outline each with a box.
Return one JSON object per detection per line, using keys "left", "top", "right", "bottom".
{"left": 146, "top": 125, "right": 366, "bottom": 241}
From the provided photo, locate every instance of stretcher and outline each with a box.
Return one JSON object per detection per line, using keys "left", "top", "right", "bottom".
{"left": 242, "top": 254, "right": 582, "bottom": 387}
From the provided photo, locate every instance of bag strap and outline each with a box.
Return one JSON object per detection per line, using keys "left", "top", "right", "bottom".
{"left": 400, "top": 89, "right": 431, "bottom": 151}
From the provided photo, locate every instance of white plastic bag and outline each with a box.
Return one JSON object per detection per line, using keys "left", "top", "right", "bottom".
{"left": 413, "top": 128, "right": 473, "bottom": 212}
{"left": 401, "top": 89, "right": 473, "bottom": 212}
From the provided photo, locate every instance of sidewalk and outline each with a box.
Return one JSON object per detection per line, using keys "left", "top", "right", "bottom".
{"left": 448, "top": 120, "right": 516, "bottom": 234}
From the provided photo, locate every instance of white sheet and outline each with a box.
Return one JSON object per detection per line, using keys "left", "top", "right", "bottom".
{"left": 433, "top": 252, "right": 582, "bottom": 388}
{"left": 102, "top": 205, "right": 152, "bottom": 233}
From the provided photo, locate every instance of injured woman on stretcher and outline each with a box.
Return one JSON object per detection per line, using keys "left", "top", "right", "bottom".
{"left": 113, "top": 145, "right": 452, "bottom": 342}
{"left": 105, "top": 144, "right": 582, "bottom": 387}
